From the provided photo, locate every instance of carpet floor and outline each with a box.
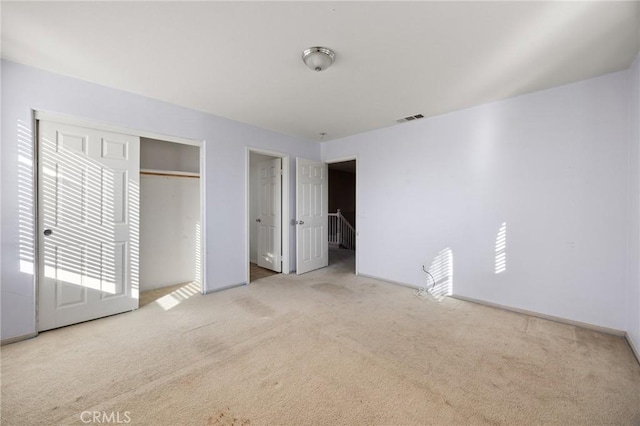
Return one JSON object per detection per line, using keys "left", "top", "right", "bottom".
{"left": 1, "top": 249, "right": 639, "bottom": 425}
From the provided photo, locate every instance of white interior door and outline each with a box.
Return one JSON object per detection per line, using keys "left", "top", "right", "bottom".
{"left": 257, "top": 158, "right": 282, "bottom": 272}
{"left": 38, "top": 120, "right": 140, "bottom": 331}
{"left": 296, "top": 158, "right": 328, "bottom": 274}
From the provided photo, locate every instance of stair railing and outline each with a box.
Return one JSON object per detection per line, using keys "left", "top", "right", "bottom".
{"left": 328, "top": 209, "right": 356, "bottom": 250}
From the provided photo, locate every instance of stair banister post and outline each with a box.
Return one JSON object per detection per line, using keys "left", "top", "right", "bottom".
{"left": 337, "top": 209, "right": 342, "bottom": 246}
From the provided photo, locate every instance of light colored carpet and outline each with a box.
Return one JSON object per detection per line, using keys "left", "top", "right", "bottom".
{"left": 2, "top": 249, "right": 639, "bottom": 425}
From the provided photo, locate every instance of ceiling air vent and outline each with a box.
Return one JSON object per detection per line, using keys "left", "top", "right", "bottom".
{"left": 397, "top": 114, "right": 425, "bottom": 123}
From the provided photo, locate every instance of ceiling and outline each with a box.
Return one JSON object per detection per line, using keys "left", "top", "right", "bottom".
{"left": 2, "top": 1, "right": 639, "bottom": 142}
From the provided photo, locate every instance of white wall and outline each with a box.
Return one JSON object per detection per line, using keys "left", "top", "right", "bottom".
{"left": 322, "top": 71, "right": 630, "bottom": 331}
{"left": 628, "top": 53, "right": 640, "bottom": 355}
{"left": 140, "top": 137, "right": 200, "bottom": 173}
{"left": 0, "top": 60, "right": 319, "bottom": 341}
{"left": 249, "top": 153, "right": 276, "bottom": 264}
{"left": 140, "top": 174, "right": 200, "bottom": 291}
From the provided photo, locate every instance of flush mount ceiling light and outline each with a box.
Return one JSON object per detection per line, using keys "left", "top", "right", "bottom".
{"left": 302, "top": 47, "right": 335, "bottom": 72}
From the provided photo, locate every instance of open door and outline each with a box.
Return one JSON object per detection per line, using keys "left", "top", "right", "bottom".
{"left": 256, "top": 157, "right": 282, "bottom": 272}
{"left": 38, "top": 120, "right": 140, "bottom": 331}
{"left": 296, "top": 158, "right": 328, "bottom": 274}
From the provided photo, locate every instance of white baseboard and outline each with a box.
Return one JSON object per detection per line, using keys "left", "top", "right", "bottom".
{"left": 358, "top": 273, "right": 421, "bottom": 290}
{"left": 626, "top": 333, "right": 640, "bottom": 365}
{"left": 1, "top": 332, "right": 38, "bottom": 346}
{"left": 203, "top": 282, "right": 246, "bottom": 294}
{"left": 357, "top": 273, "right": 627, "bottom": 337}
{"left": 451, "top": 294, "right": 626, "bottom": 336}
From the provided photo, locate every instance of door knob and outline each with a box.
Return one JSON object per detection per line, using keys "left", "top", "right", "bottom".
{"left": 297, "top": 220, "right": 304, "bottom": 225}
{"left": 43, "top": 229, "right": 53, "bottom": 236}
{"left": 256, "top": 219, "right": 261, "bottom": 223}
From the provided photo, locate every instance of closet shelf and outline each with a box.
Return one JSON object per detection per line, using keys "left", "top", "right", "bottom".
{"left": 140, "top": 169, "right": 200, "bottom": 178}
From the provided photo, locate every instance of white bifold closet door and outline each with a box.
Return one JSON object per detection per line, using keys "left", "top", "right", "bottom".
{"left": 38, "top": 120, "right": 140, "bottom": 331}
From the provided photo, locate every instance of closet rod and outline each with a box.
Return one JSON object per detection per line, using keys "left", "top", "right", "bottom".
{"left": 140, "top": 171, "right": 200, "bottom": 179}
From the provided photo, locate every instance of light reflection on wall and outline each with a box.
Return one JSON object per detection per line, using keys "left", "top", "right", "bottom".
{"left": 425, "top": 248, "right": 454, "bottom": 301}
{"left": 495, "top": 222, "right": 507, "bottom": 274}
{"left": 128, "top": 178, "right": 140, "bottom": 300}
{"left": 194, "top": 222, "right": 202, "bottom": 286}
{"left": 18, "top": 120, "right": 35, "bottom": 274}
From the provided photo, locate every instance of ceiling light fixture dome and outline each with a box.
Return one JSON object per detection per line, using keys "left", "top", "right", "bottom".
{"left": 302, "top": 47, "right": 335, "bottom": 72}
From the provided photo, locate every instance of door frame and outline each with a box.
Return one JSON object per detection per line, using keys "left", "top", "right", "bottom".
{"left": 325, "top": 155, "right": 359, "bottom": 276}
{"left": 33, "top": 110, "right": 206, "bottom": 331}
{"left": 246, "top": 147, "right": 290, "bottom": 283}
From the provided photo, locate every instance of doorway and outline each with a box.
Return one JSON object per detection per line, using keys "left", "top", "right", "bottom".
{"left": 327, "top": 159, "right": 357, "bottom": 274}
{"left": 247, "top": 149, "right": 290, "bottom": 283}
{"left": 138, "top": 137, "right": 203, "bottom": 308}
